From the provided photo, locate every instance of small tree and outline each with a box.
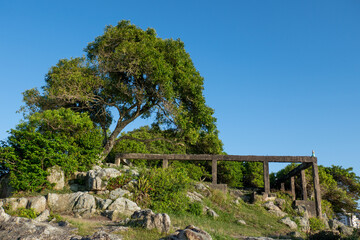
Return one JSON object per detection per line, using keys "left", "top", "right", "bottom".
{"left": 22, "top": 20, "right": 221, "bottom": 160}
{"left": 0, "top": 108, "right": 103, "bottom": 191}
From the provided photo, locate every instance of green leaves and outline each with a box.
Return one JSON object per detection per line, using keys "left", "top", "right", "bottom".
{"left": 0, "top": 108, "right": 103, "bottom": 191}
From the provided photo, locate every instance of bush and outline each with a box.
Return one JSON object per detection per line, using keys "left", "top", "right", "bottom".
{"left": 107, "top": 174, "right": 132, "bottom": 191}
{"left": 218, "top": 161, "right": 244, "bottom": 188}
{"left": 139, "top": 166, "right": 191, "bottom": 213}
{"left": 309, "top": 217, "right": 326, "bottom": 232}
{"left": 0, "top": 108, "right": 103, "bottom": 192}
{"left": 188, "top": 202, "right": 203, "bottom": 216}
{"left": 308, "top": 230, "right": 340, "bottom": 240}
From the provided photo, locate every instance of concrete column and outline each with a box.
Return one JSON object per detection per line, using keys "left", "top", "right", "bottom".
{"left": 300, "top": 169, "right": 307, "bottom": 200}
{"left": 263, "top": 161, "right": 270, "bottom": 195}
{"left": 280, "top": 182, "right": 285, "bottom": 192}
{"left": 212, "top": 159, "right": 217, "bottom": 184}
{"left": 291, "top": 176, "right": 296, "bottom": 200}
{"left": 312, "top": 161, "right": 322, "bottom": 218}
{"left": 162, "top": 159, "right": 168, "bottom": 169}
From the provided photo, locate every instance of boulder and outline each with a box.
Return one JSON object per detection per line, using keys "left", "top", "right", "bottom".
{"left": 35, "top": 209, "right": 50, "bottom": 222}
{"left": 295, "top": 216, "right": 310, "bottom": 232}
{"left": 72, "top": 193, "right": 96, "bottom": 217}
{"left": 47, "top": 165, "right": 65, "bottom": 190}
{"left": 28, "top": 196, "right": 47, "bottom": 213}
{"left": 47, "top": 192, "right": 83, "bottom": 213}
{"left": 86, "top": 168, "right": 121, "bottom": 191}
{"left": 164, "top": 225, "right": 212, "bottom": 240}
{"left": 187, "top": 191, "right": 204, "bottom": 202}
{"left": 274, "top": 198, "right": 286, "bottom": 210}
{"left": 203, "top": 207, "right": 219, "bottom": 219}
{"left": 280, "top": 217, "right": 297, "bottom": 229}
{"left": 109, "top": 188, "right": 131, "bottom": 200}
{"left": 107, "top": 197, "right": 140, "bottom": 216}
{"left": 263, "top": 201, "right": 287, "bottom": 217}
{"left": 130, "top": 209, "right": 171, "bottom": 233}
{"left": 95, "top": 197, "right": 113, "bottom": 210}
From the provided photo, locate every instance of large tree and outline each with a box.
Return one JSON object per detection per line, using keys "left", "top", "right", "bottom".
{"left": 23, "top": 20, "right": 221, "bottom": 160}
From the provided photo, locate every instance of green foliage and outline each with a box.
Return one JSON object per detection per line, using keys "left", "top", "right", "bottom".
{"left": 170, "top": 161, "right": 210, "bottom": 181}
{"left": 309, "top": 217, "right": 326, "bottom": 232}
{"left": 188, "top": 202, "right": 203, "bottom": 216}
{"left": 275, "top": 192, "right": 297, "bottom": 216}
{"left": 22, "top": 20, "right": 223, "bottom": 160}
{"left": 243, "top": 162, "right": 264, "bottom": 188}
{"left": 218, "top": 161, "right": 244, "bottom": 188}
{"left": 107, "top": 174, "right": 132, "bottom": 191}
{"left": 129, "top": 175, "right": 152, "bottom": 208}
{"left": 142, "top": 166, "right": 191, "bottom": 213}
{"left": 0, "top": 108, "right": 103, "bottom": 191}
{"left": 8, "top": 207, "right": 38, "bottom": 219}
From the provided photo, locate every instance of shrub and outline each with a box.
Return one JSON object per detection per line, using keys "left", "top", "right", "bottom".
{"left": 141, "top": 166, "right": 191, "bottom": 213}
{"left": 0, "top": 108, "right": 103, "bottom": 192}
{"left": 188, "top": 202, "right": 203, "bottom": 216}
{"left": 308, "top": 230, "right": 340, "bottom": 240}
{"left": 107, "top": 174, "right": 132, "bottom": 191}
{"left": 309, "top": 217, "right": 326, "bottom": 232}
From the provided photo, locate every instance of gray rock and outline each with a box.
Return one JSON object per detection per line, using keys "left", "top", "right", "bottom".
{"left": 47, "top": 165, "right": 65, "bottom": 190}
{"left": 187, "top": 191, "right": 204, "bottom": 202}
{"left": 95, "top": 197, "right": 113, "bottom": 210}
{"left": 204, "top": 207, "right": 219, "bottom": 219}
{"left": 280, "top": 217, "right": 298, "bottom": 229}
{"left": 109, "top": 188, "right": 131, "bottom": 200}
{"left": 263, "top": 201, "right": 280, "bottom": 211}
{"left": 274, "top": 198, "right": 286, "bottom": 210}
{"left": 329, "top": 219, "right": 344, "bottom": 230}
{"left": 86, "top": 168, "right": 121, "bottom": 191}
{"left": 339, "top": 224, "right": 353, "bottom": 236}
{"left": 0, "top": 207, "right": 11, "bottom": 221}
{"left": 164, "top": 225, "right": 212, "bottom": 240}
{"left": 47, "top": 192, "right": 83, "bottom": 213}
{"left": 107, "top": 197, "right": 140, "bottom": 216}
{"left": 131, "top": 209, "right": 171, "bottom": 233}
{"left": 295, "top": 216, "right": 309, "bottom": 232}
{"left": 237, "top": 219, "right": 247, "bottom": 225}
{"left": 72, "top": 193, "right": 96, "bottom": 216}
{"left": 268, "top": 209, "right": 287, "bottom": 217}
{"left": 35, "top": 209, "right": 50, "bottom": 222}
{"left": 28, "top": 196, "right": 47, "bottom": 213}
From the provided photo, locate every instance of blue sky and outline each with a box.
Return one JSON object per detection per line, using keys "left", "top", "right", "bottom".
{"left": 0, "top": 0, "right": 359, "bottom": 176}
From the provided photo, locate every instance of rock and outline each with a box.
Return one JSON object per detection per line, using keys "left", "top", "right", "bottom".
{"left": 86, "top": 168, "right": 121, "bottom": 191}
{"left": 73, "top": 193, "right": 96, "bottom": 217}
{"left": 280, "top": 217, "right": 297, "bottom": 229}
{"left": 107, "top": 197, "right": 140, "bottom": 216}
{"left": 329, "top": 219, "right": 343, "bottom": 230}
{"left": 85, "top": 230, "right": 122, "bottom": 240}
{"left": 204, "top": 207, "right": 219, "bottom": 219}
{"left": 274, "top": 198, "right": 286, "bottom": 210}
{"left": 244, "top": 238, "right": 275, "bottom": 240}
{"left": 338, "top": 224, "right": 353, "bottom": 236}
{"left": 28, "top": 196, "right": 47, "bottom": 213}
{"left": 130, "top": 209, "right": 171, "bottom": 233}
{"left": 109, "top": 188, "right": 131, "bottom": 200}
{"left": 0, "top": 207, "right": 11, "bottom": 221}
{"left": 47, "top": 165, "right": 65, "bottom": 190}
{"left": 95, "top": 197, "right": 113, "bottom": 210}
{"left": 187, "top": 191, "right": 204, "bottom": 202}
{"left": 47, "top": 192, "right": 83, "bottom": 213}
{"left": 237, "top": 219, "right": 246, "bottom": 225}
{"left": 164, "top": 225, "right": 212, "bottom": 240}
{"left": 294, "top": 205, "right": 309, "bottom": 219}
{"left": 295, "top": 216, "right": 309, "bottom": 232}
{"left": 0, "top": 207, "right": 82, "bottom": 240}
{"left": 35, "top": 209, "right": 50, "bottom": 222}
{"left": 268, "top": 209, "right": 287, "bottom": 217}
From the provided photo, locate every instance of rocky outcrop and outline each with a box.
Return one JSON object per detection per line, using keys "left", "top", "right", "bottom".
{"left": 86, "top": 167, "right": 121, "bottom": 191}
{"left": 47, "top": 165, "right": 65, "bottom": 190}
{"left": 72, "top": 193, "right": 97, "bottom": 217}
{"left": 164, "top": 225, "right": 212, "bottom": 240}
{"left": 48, "top": 192, "right": 83, "bottom": 213}
{"left": 130, "top": 209, "right": 171, "bottom": 233}
{"left": 107, "top": 197, "right": 140, "bottom": 216}
{"left": 279, "top": 217, "right": 297, "bottom": 229}
{"left": 28, "top": 196, "right": 47, "bottom": 213}
{"left": 262, "top": 201, "right": 287, "bottom": 217}
{"left": 187, "top": 191, "right": 204, "bottom": 202}
{"left": 109, "top": 188, "right": 131, "bottom": 200}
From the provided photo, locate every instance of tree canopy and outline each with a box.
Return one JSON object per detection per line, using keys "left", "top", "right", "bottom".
{"left": 0, "top": 108, "right": 103, "bottom": 191}
{"left": 22, "top": 20, "right": 222, "bottom": 160}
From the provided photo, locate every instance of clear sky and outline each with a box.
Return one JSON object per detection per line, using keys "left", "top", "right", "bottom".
{"left": 0, "top": 0, "right": 359, "bottom": 176}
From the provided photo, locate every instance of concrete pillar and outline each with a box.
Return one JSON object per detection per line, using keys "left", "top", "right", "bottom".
{"left": 162, "top": 159, "right": 168, "bottom": 169}
{"left": 300, "top": 169, "right": 307, "bottom": 200}
{"left": 212, "top": 159, "right": 217, "bottom": 184}
{"left": 263, "top": 161, "right": 270, "bottom": 195}
{"left": 280, "top": 182, "right": 285, "bottom": 192}
{"left": 312, "top": 161, "right": 322, "bottom": 218}
{"left": 291, "top": 176, "right": 296, "bottom": 200}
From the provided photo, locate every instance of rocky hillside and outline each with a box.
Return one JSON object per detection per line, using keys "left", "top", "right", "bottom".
{"left": 0, "top": 165, "right": 358, "bottom": 240}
